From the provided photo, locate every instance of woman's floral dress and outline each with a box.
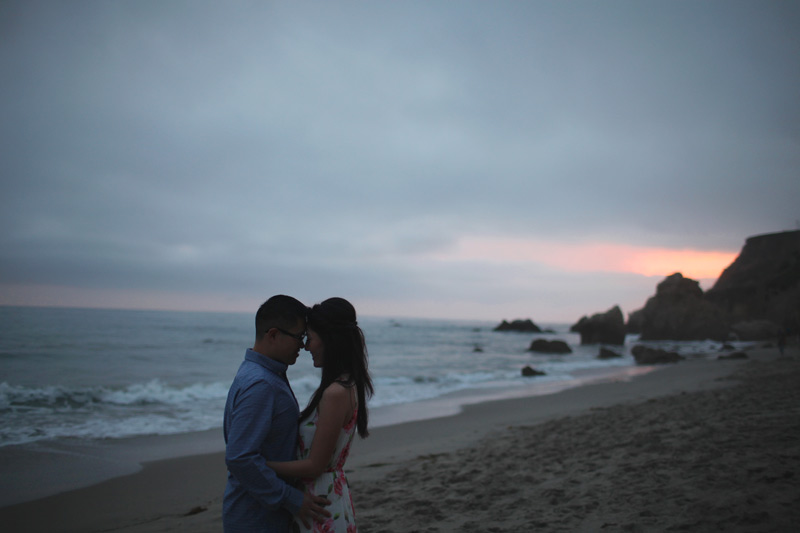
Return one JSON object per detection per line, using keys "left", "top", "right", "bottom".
{"left": 291, "top": 405, "right": 358, "bottom": 533}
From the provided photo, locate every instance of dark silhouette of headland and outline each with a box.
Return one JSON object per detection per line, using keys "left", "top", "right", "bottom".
{"left": 627, "top": 230, "right": 799, "bottom": 341}
{"left": 498, "top": 230, "right": 800, "bottom": 342}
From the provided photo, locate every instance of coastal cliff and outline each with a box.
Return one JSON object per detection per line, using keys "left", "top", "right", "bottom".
{"left": 629, "top": 230, "right": 800, "bottom": 341}
{"left": 705, "top": 230, "right": 800, "bottom": 327}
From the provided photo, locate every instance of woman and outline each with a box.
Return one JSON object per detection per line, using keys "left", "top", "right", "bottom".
{"left": 268, "top": 297, "right": 373, "bottom": 533}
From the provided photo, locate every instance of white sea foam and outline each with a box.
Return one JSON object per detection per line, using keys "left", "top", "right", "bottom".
{"left": 0, "top": 307, "right": 736, "bottom": 447}
{"left": 0, "top": 379, "right": 231, "bottom": 446}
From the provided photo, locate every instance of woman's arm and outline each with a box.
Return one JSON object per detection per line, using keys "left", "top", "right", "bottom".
{"left": 267, "top": 383, "right": 353, "bottom": 480}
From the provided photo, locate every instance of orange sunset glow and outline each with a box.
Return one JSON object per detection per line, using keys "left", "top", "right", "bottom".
{"left": 433, "top": 238, "right": 738, "bottom": 280}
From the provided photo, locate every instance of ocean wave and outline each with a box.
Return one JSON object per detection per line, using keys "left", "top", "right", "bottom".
{"left": 0, "top": 380, "right": 229, "bottom": 409}
{"left": 100, "top": 380, "right": 229, "bottom": 405}
{"left": 0, "top": 380, "right": 230, "bottom": 446}
{"left": 368, "top": 370, "right": 537, "bottom": 408}
{"left": 0, "top": 410, "right": 225, "bottom": 447}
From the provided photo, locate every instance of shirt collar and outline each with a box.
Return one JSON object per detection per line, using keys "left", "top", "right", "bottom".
{"left": 245, "top": 348, "right": 288, "bottom": 374}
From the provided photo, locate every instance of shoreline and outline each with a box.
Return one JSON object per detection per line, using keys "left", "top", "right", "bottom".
{"left": 1, "top": 346, "right": 794, "bottom": 532}
{"left": 0, "top": 361, "right": 655, "bottom": 507}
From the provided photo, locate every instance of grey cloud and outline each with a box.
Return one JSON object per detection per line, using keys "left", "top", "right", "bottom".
{"left": 1, "top": 1, "right": 798, "bottom": 318}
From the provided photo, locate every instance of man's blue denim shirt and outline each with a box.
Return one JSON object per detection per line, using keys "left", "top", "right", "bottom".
{"left": 223, "top": 349, "right": 304, "bottom": 532}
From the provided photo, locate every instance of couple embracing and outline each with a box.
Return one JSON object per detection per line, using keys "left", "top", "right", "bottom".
{"left": 223, "top": 295, "right": 373, "bottom": 533}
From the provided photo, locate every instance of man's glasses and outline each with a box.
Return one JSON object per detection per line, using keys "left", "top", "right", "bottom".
{"left": 275, "top": 327, "right": 306, "bottom": 343}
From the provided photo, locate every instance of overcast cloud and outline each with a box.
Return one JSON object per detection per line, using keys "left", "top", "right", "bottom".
{"left": 1, "top": 1, "right": 798, "bottom": 321}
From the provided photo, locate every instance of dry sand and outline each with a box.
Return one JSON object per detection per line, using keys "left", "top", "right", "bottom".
{"left": 1, "top": 345, "right": 797, "bottom": 532}
{"left": 356, "top": 350, "right": 800, "bottom": 532}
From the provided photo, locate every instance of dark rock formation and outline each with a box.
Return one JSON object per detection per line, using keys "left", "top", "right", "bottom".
{"left": 597, "top": 347, "right": 622, "bottom": 359}
{"left": 626, "top": 309, "right": 644, "bottom": 334}
{"left": 494, "top": 319, "right": 542, "bottom": 332}
{"left": 705, "top": 230, "right": 800, "bottom": 330}
{"left": 521, "top": 365, "right": 546, "bottom": 377}
{"left": 528, "top": 339, "right": 572, "bottom": 354}
{"left": 630, "top": 273, "right": 731, "bottom": 341}
{"left": 626, "top": 231, "right": 800, "bottom": 341}
{"left": 570, "top": 305, "right": 626, "bottom": 345}
{"left": 730, "top": 320, "right": 782, "bottom": 341}
{"left": 631, "top": 345, "right": 685, "bottom": 364}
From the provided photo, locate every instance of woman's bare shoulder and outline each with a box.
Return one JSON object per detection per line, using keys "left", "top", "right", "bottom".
{"left": 321, "top": 379, "right": 357, "bottom": 412}
{"left": 321, "top": 380, "right": 351, "bottom": 401}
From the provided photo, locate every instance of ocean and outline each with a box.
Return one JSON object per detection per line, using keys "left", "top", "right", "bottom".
{"left": 0, "top": 305, "right": 728, "bottom": 449}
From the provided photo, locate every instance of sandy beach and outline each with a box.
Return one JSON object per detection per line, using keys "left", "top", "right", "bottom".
{"left": 1, "top": 344, "right": 797, "bottom": 532}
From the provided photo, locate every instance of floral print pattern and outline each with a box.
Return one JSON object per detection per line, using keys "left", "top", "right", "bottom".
{"left": 292, "top": 407, "right": 358, "bottom": 533}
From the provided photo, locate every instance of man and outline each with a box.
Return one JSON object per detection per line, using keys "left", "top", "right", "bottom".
{"left": 223, "top": 295, "right": 330, "bottom": 532}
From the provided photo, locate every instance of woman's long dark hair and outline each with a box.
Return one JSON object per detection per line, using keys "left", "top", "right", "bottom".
{"left": 300, "top": 297, "right": 374, "bottom": 438}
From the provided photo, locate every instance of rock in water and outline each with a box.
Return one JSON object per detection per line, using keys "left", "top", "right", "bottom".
{"left": 521, "top": 366, "right": 546, "bottom": 377}
{"left": 597, "top": 347, "right": 622, "bottom": 359}
{"left": 631, "top": 345, "right": 685, "bottom": 364}
{"left": 528, "top": 339, "right": 572, "bottom": 354}
{"left": 570, "top": 305, "right": 626, "bottom": 345}
{"left": 494, "top": 319, "right": 542, "bottom": 332}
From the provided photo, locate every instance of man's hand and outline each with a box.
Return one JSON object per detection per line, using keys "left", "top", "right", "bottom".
{"left": 297, "top": 493, "right": 331, "bottom": 528}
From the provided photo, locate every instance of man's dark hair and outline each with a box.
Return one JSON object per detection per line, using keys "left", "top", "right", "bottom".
{"left": 254, "top": 295, "right": 307, "bottom": 342}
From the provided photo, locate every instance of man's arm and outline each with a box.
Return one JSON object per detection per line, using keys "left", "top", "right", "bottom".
{"left": 266, "top": 383, "right": 353, "bottom": 480}
{"left": 225, "top": 381, "right": 304, "bottom": 513}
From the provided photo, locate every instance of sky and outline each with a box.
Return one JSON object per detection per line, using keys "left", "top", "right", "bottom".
{"left": 1, "top": 1, "right": 798, "bottom": 323}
